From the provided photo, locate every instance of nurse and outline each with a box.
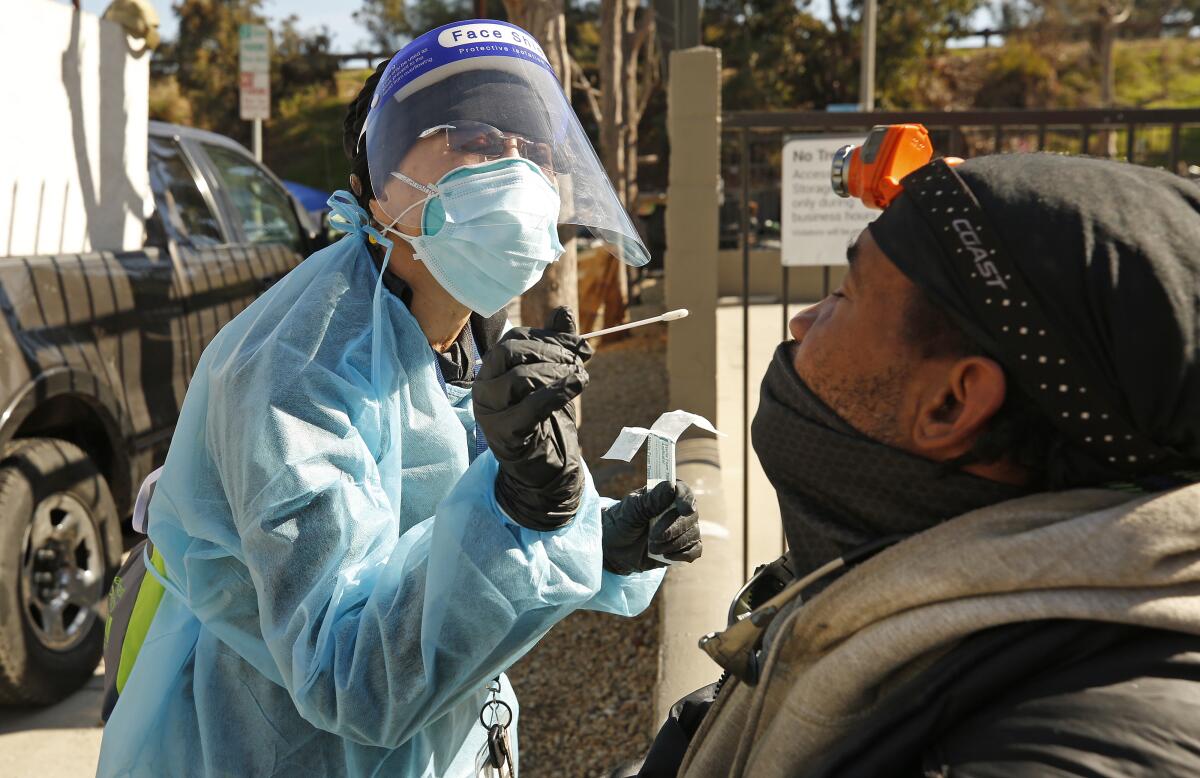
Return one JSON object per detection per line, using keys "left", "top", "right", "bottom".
{"left": 98, "top": 19, "right": 701, "bottom": 778}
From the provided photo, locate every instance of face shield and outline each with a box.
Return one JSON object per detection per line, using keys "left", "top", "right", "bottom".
{"left": 363, "top": 20, "right": 650, "bottom": 267}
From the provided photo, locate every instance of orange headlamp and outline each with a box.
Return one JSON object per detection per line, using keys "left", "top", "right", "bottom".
{"left": 831, "top": 124, "right": 962, "bottom": 210}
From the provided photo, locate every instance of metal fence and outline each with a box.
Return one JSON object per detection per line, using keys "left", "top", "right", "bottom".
{"left": 721, "top": 107, "right": 1200, "bottom": 573}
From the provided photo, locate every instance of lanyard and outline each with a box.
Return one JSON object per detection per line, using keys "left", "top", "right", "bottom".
{"left": 432, "top": 324, "right": 488, "bottom": 460}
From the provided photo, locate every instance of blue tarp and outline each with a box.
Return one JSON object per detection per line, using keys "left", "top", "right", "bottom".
{"left": 284, "top": 180, "right": 332, "bottom": 215}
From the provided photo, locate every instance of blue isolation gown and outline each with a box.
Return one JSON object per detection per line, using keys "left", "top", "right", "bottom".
{"left": 97, "top": 200, "right": 663, "bottom": 777}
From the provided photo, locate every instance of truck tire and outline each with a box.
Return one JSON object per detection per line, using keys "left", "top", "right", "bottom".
{"left": 0, "top": 438, "right": 121, "bottom": 706}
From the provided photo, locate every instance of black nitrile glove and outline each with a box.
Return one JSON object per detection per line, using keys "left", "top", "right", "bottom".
{"left": 602, "top": 480, "right": 702, "bottom": 575}
{"left": 473, "top": 306, "right": 594, "bottom": 531}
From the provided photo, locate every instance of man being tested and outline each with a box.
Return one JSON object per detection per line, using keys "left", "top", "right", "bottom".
{"left": 643, "top": 150, "right": 1200, "bottom": 776}
{"left": 99, "top": 20, "right": 701, "bottom": 777}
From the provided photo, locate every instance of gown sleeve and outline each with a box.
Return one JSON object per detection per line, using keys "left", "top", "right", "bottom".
{"left": 204, "top": 344, "right": 660, "bottom": 749}
{"left": 579, "top": 496, "right": 666, "bottom": 615}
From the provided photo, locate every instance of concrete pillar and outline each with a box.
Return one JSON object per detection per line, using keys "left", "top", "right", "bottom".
{"left": 665, "top": 46, "right": 720, "bottom": 422}
{"left": 657, "top": 46, "right": 741, "bottom": 725}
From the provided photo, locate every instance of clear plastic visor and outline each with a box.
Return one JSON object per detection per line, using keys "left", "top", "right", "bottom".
{"left": 364, "top": 58, "right": 649, "bottom": 266}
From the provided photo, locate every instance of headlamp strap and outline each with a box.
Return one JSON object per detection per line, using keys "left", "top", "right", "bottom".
{"left": 900, "top": 159, "right": 1173, "bottom": 473}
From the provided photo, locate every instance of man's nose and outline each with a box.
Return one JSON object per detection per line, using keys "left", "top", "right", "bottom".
{"left": 789, "top": 300, "right": 824, "bottom": 342}
{"left": 501, "top": 137, "right": 521, "bottom": 159}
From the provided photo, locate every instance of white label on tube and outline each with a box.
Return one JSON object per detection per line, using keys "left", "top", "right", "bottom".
{"left": 646, "top": 434, "right": 676, "bottom": 488}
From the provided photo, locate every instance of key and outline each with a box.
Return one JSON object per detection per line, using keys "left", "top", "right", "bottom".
{"left": 476, "top": 687, "right": 515, "bottom": 777}
{"left": 476, "top": 724, "right": 514, "bottom": 778}
{"left": 499, "top": 725, "right": 515, "bottom": 777}
{"left": 488, "top": 723, "right": 514, "bottom": 778}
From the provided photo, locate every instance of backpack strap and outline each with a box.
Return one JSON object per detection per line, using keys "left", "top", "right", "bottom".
{"left": 101, "top": 538, "right": 168, "bottom": 722}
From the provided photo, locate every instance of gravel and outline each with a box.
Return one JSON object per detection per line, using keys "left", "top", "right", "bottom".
{"left": 506, "top": 316, "right": 669, "bottom": 778}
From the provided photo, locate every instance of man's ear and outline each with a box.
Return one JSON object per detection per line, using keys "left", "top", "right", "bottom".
{"left": 910, "top": 355, "right": 1006, "bottom": 462}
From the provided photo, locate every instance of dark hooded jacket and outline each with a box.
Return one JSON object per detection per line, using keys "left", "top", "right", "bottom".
{"left": 842, "top": 154, "right": 1200, "bottom": 776}
{"left": 662, "top": 483, "right": 1200, "bottom": 778}
{"left": 636, "top": 154, "right": 1200, "bottom": 777}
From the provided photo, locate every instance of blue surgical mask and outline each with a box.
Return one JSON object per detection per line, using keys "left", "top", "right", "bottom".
{"left": 385, "top": 158, "right": 564, "bottom": 316}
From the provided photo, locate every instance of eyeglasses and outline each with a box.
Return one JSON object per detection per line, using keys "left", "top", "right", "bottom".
{"left": 419, "top": 121, "right": 557, "bottom": 173}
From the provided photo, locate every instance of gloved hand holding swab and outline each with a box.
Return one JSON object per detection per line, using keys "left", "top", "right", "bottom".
{"left": 580, "top": 308, "right": 689, "bottom": 340}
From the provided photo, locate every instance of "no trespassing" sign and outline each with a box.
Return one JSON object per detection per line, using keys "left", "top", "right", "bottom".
{"left": 780, "top": 135, "right": 876, "bottom": 267}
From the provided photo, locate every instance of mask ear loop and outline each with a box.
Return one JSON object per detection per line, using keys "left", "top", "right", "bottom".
{"left": 375, "top": 171, "right": 441, "bottom": 251}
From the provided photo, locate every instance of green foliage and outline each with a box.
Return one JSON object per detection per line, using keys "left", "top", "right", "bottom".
{"left": 936, "top": 36, "right": 1200, "bottom": 110}
{"left": 267, "top": 86, "right": 351, "bottom": 192}
{"left": 151, "top": 0, "right": 339, "bottom": 145}
{"left": 703, "top": 0, "right": 841, "bottom": 110}
{"left": 148, "top": 75, "right": 194, "bottom": 126}
{"left": 353, "top": 0, "right": 410, "bottom": 50}
{"left": 275, "top": 16, "right": 339, "bottom": 95}
{"left": 264, "top": 68, "right": 403, "bottom": 192}
{"left": 972, "top": 40, "right": 1059, "bottom": 108}
{"left": 405, "top": 0, "right": 482, "bottom": 35}
{"left": 352, "top": 0, "right": 482, "bottom": 52}
{"left": 168, "top": 0, "right": 266, "bottom": 141}
{"left": 703, "top": 0, "right": 980, "bottom": 110}
{"left": 148, "top": 0, "right": 1200, "bottom": 203}
{"left": 700, "top": 0, "right": 1199, "bottom": 113}
{"left": 990, "top": 0, "right": 1199, "bottom": 39}
{"left": 1113, "top": 37, "right": 1200, "bottom": 107}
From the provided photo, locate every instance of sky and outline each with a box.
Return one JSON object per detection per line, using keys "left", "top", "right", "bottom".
{"left": 78, "top": 0, "right": 369, "bottom": 49}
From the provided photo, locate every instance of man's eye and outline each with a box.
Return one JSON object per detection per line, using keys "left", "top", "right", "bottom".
{"left": 830, "top": 290, "right": 846, "bottom": 299}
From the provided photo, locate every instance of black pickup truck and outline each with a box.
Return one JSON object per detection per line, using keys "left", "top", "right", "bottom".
{"left": 0, "top": 121, "right": 322, "bottom": 705}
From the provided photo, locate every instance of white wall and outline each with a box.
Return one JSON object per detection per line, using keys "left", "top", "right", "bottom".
{"left": 0, "top": 0, "right": 151, "bottom": 256}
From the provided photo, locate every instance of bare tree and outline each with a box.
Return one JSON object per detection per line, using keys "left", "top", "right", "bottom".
{"left": 574, "top": 0, "right": 662, "bottom": 317}
{"left": 504, "top": 0, "right": 661, "bottom": 329}
{"left": 579, "top": 0, "right": 661, "bottom": 219}
{"left": 1094, "top": 1, "right": 1132, "bottom": 109}
{"left": 502, "top": 0, "right": 579, "bottom": 330}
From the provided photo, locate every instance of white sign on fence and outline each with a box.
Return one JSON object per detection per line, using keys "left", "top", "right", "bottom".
{"left": 239, "top": 24, "right": 270, "bottom": 121}
{"left": 781, "top": 135, "right": 876, "bottom": 266}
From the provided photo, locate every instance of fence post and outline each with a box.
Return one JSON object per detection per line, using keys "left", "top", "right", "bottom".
{"left": 659, "top": 45, "right": 740, "bottom": 726}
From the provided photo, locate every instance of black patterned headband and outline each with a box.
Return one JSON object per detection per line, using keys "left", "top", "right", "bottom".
{"left": 899, "top": 159, "right": 1177, "bottom": 472}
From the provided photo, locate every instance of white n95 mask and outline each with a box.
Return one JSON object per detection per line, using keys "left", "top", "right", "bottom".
{"left": 386, "top": 158, "right": 564, "bottom": 317}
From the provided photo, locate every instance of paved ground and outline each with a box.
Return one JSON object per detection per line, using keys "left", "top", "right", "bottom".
{"left": 716, "top": 301, "right": 809, "bottom": 578}
{"left": 0, "top": 665, "right": 104, "bottom": 776}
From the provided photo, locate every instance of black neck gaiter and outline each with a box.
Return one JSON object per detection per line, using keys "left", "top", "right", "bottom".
{"left": 751, "top": 344, "right": 1029, "bottom": 577}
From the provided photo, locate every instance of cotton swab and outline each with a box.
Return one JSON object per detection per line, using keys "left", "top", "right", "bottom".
{"left": 580, "top": 309, "right": 689, "bottom": 340}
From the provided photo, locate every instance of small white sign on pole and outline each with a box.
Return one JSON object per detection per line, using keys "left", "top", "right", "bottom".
{"left": 238, "top": 24, "right": 270, "bottom": 121}
{"left": 781, "top": 135, "right": 876, "bottom": 267}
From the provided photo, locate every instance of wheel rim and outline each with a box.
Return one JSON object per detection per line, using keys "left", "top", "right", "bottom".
{"left": 20, "top": 493, "right": 104, "bottom": 652}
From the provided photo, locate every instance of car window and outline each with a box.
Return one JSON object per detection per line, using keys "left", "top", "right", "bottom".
{"left": 148, "top": 137, "right": 224, "bottom": 247}
{"left": 202, "top": 144, "right": 303, "bottom": 252}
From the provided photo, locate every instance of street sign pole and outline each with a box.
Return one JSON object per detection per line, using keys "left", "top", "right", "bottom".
{"left": 239, "top": 24, "right": 270, "bottom": 161}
